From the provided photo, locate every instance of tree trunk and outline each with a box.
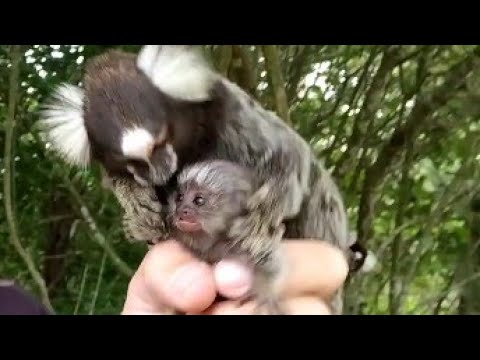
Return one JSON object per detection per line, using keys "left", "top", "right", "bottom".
{"left": 43, "top": 187, "right": 74, "bottom": 298}
{"left": 261, "top": 45, "right": 291, "bottom": 124}
{"left": 3, "top": 45, "right": 54, "bottom": 313}
{"left": 458, "top": 193, "right": 480, "bottom": 314}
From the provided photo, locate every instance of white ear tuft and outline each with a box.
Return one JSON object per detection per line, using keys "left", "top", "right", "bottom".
{"left": 136, "top": 45, "right": 217, "bottom": 102}
{"left": 38, "top": 83, "right": 91, "bottom": 168}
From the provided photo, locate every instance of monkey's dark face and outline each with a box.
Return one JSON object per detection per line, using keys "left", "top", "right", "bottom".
{"left": 41, "top": 47, "right": 221, "bottom": 189}
{"left": 172, "top": 183, "right": 219, "bottom": 235}
{"left": 173, "top": 187, "right": 207, "bottom": 234}
{"left": 172, "top": 182, "right": 248, "bottom": 238}
{"left": 170, "top": 161, "right": 254, "bottom": 239}
{"left": 83, "top": 64, "right": 180, "bottom": 187}
{"left": 119, "top": 124, "right": 178, "bottom": 187}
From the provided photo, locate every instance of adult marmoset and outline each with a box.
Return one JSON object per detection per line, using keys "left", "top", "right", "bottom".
{"left": 39, "top": 45, "right": 352, "bottom": 313}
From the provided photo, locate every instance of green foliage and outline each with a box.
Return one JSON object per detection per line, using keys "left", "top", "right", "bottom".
{"left": 1, "top": 45, "right": 479, "bottom": 314}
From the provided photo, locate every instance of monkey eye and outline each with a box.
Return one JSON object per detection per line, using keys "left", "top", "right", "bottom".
{"left": 176, "top": 193, "right": 184, "bottom": 203}
{"left": 193, "top": 196, "right": 205, "bottom": 207}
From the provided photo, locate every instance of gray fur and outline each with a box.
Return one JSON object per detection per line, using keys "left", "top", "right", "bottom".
{"left": 104, "top": 175, "right": 168, "bottom": 244}
{"left": 178, "top": 160, "right": 254, "bottom": 196}
{"left": 42, "top": 46, "right": 351, "bottom": 314}
{"left": 169, "top": 160, "right": 289, "bottom": 314}
{"left": 204, "top": 79, "right": 350, "bottom": 313}
{"left": 168, "top": 160, "right": 255, "bottom": 258}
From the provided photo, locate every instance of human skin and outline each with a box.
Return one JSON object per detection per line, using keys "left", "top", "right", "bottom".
{"left": 122, "top": 239, "right": 349, "bottom": 315}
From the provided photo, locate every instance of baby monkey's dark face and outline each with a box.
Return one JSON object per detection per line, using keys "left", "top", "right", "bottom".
{"left": 170, "top": 160, "right": 255, "bottom": 239}
{"left": 173, "top": 183, "right": 245, "bottom": 238}
{"left": 173, "top": 184, "right": 215, "bottom": 234}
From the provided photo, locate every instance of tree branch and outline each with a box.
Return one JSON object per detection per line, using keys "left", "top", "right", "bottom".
{"left": 3, "top": 45, "right": 54, "bottom": 313}
{"left": 232, "top": 45, "right": 257, "bottom": 96}
{"left": 333, "top": 46, "right": 402, "bottom": 179}
{"left": 73, "top": 264, "right": 89, "bottom": 315}
{"left": 324, "top": 48, "right": 379, "bottom": 166}
{"left": 214, "top": 45, "right": 233, "bottom": 76}
{"left": 89, "top": 250, "right": 107, "bottom": 314}
{"left": 285, "top": 45, "right": 309, "bottom": 105}
{"left": 456, "top": 191, "right": 480, "bottom": 314}
{"left": 346, "top": 68, "right": 413, "bottom": 197}
{"left": 394, "top": 46, "right": 427, "bottom": 67}
{"left": 261, "top": 45, "right": 291, "bottom": 124}
{"left": 388, "top": 141, "right": 413, "bottom": 315}
{"left": 356, "top": 47, "right": 480, "bottom": 245}
{"left": 63, "top": 176, "right": 134, "bottom": 277}
{"left": 433, "top": 271, "right": 456, "bottom": 315}
{"left": 305, "top": 63, "right": 364, "bottom": 138}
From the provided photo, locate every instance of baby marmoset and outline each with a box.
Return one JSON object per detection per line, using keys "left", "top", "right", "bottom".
{"left": 167, "top": 159, "right": 287, "bottom": 314}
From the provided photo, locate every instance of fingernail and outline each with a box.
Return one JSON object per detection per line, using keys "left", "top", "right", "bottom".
{"left": 215, "top": 260, "right": 253, "bottom": 299}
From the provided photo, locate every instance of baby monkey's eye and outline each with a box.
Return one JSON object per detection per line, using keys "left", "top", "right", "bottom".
{"left": 193, "top": 196, "right": 205, "bottom": 207}
{"left": 176, "top": 193, "right": 184, "bottom": 203}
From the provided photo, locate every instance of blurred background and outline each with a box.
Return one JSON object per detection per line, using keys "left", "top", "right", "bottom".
{"left": 1, "top": 45, "right": 479, "bottom": 315}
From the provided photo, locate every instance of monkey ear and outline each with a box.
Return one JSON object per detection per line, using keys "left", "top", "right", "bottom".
{"left": 38, "top": 83, "right": 91, "bottom": 168}
{"left": 136, "top": 45, "right": 218, "bottom": 102}
{"left": 126, "top": 165, "right": 150, "bottom": 187}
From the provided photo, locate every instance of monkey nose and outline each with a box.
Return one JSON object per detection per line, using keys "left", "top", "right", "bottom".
{"left": 178, "top": 208, "right": 196, "bottom": 223}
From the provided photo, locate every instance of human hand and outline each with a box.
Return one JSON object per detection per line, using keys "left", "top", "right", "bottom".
{"left": 121, "top": 239, "right": 348, "bottom": 315}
